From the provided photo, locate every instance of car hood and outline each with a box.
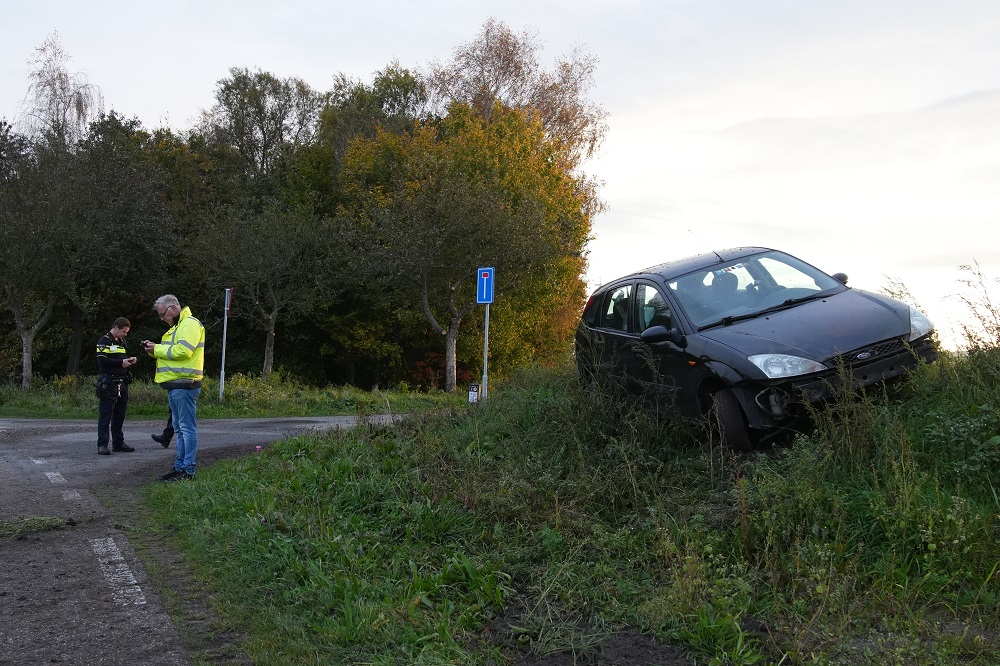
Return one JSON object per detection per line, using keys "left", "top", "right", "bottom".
{"left": 698, "top": 289, "right": 911, "bottom": 361}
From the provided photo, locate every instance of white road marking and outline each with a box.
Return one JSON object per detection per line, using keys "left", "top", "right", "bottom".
{"left": 89, "top": 537, "right": 147, "bottom": 606}
{"left": 44, "top": 471, "right": 67, "bottom": 484}
{"left": 61, "top": 490, "right": 82, "bottom": 500}
{"left": 32, "top": 459, "right": 47, "bottom": 464}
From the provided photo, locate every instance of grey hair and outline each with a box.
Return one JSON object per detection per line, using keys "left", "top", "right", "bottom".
{"left": 154, "top": 294, "right": 180, "bottom": 309}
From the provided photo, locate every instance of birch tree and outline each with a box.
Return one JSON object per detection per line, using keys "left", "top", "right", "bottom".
{"left": 425, "top": 17, "right": 608, "bottom": 169}
{"left": 1, "top": 35, "right": 104, "bottom": 387}
{"left": 18, "top": 32, "right": 103, "bottom": 144}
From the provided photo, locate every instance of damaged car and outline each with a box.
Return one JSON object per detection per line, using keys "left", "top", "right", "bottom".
{"left": 575, "top": 247, "right": 937, "bottom": 449}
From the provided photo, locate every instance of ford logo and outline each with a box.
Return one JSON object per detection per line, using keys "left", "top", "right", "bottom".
{"left": 855, "top": 351, "right": 873, "bottom": 360}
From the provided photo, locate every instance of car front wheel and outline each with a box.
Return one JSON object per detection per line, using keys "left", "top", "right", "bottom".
{"left": 712, "top": 388, "right": 752, "bottom": 451}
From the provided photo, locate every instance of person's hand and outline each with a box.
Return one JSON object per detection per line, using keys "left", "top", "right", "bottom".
{"left": 141, "top": 340, "right": 154, "bottom": 353}
{"left": 123, "top": 356, "right": 138, "bottom": 368}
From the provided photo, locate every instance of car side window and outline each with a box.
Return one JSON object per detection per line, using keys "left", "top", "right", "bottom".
{"left": 581, "top": 293, "right": 601, "bottom": 326}
{"left": 598, "top": 285, "right": 632, "bottom": 332}
{"left": 637, "top": 284, "right": 673, "bottom": 331}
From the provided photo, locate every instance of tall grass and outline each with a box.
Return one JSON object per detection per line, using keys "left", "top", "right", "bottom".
{"left": 139, "top": 334, "right": 1000, "bottom": 664}
{"left": 136, "top": 276, "right": 1000, "bottom": 664}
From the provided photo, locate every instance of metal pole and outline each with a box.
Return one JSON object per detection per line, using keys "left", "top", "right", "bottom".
{"left": 218, "top": 288, "right": 231, "bottom": 400}
{"left": 481, "top": 303, "right": 490, "bottom": 400}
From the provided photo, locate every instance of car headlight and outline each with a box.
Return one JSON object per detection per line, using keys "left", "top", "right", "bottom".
{"left": 909, "top": 307, "right": 933, "bottom": 341}
{"left": 748, "top": 354, "right": 826, "bottom": 379}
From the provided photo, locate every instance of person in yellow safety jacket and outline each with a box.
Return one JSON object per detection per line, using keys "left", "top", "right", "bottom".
{"left": 141, "top": 294, "right": 206, "bottom": 482}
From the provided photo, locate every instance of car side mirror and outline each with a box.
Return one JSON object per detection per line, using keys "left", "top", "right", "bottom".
{"left": 832, "top": 272, "right": 848, "bottom": 285}
{"left": 640, "top": 325, "right": 687, "bottom": 349}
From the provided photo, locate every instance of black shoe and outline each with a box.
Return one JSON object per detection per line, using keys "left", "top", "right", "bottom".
{"left": 158, "top": 469, "right": 182, "bottom": 481}
{"left": 151, "top": 433, "right": 171, "bottom": 448}
{"left": 98, "top": 446, "right": 110, "bottom": 455}
{"left": 164, "top": 472, "right": 194, "bottom": 483}
{"left": 112, "top": 444, "right": 135, "bottom": 453}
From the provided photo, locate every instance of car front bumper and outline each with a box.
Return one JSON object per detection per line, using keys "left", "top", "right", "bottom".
{"left": 738, "top": 336, "right": 938, "bottom": 430}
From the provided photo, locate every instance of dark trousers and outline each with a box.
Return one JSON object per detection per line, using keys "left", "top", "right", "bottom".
{"left": 97, "top": 384, "right": 129, "bottom": 449}
{"left": 163, "top": 410, "right": 174, "bottom": 438}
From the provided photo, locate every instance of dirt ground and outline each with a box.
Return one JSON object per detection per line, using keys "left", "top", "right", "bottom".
{"left": 0, "top": 417, "right": 692, "bottom": 665}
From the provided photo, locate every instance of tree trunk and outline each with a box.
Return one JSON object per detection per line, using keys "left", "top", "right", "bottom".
{"left": 64, "top": 304, "right": 85, "bottom": 376}
{"left": 262, "top": 309, "right": 279, "bottom": 382}
{"left": 443, "top": 318, "right": 461, "bottom": 393}
{"left": 19, "top": 333, "right": 33, "bottom": 390}
{"left": 8, "top": 293, "right": 55, "bottom": 390}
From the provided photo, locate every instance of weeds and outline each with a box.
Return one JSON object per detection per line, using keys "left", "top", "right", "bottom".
{"left": 133, "top": 339, "right": 1000, "bottom": 663}
{"left": 671, "top": 604, "right": 765, "bottom": 665}
{"left": 956, "top": 261, "right": 1000, "bottom": 350}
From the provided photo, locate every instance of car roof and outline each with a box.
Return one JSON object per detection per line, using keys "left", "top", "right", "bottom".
{"left": 619, "top": 247, "right": 775, "bottom": 283}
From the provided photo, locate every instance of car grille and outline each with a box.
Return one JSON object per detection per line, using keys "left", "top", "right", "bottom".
{"left": 830, "top": 338, "right": 908, "bottom": 367}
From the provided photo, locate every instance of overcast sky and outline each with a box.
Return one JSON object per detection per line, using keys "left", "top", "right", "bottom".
{"left": 2, "top": 1, "right": 997, "bottom": 348}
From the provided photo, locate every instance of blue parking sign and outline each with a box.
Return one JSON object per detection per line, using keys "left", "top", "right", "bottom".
{"left": 477, "top": 267, "right": 495, "bottom": 304}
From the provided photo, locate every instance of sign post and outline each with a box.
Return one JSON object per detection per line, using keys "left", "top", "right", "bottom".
{"left": 476, "top": 267, "right": 494, "bottom": 400}
{"left": 219, "top": 288, "right": 232, "bottom": 400}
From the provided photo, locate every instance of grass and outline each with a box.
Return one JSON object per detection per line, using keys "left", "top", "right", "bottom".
{"left": 0, "top": 371, "right": 465, "bottom": 419}
{"left": 0, "top": 516, "right": 72, "bottom": 538}
{"left": 143, "top": 422, "right": 513, "bottom": 664}
{"left": 129, "top": 337, "right": 1000, "bottom": 664}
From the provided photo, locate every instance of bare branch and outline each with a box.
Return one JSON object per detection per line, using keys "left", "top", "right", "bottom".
{"left": 20, "top": 32, "right": 104, "bottom": 144}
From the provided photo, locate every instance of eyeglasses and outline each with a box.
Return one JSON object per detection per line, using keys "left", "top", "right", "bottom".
{"left": 158, "top": 306, "right": 172, "bottom": 320}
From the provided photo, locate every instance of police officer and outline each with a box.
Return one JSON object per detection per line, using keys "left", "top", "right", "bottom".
{"left": 96, "top": 317, "right": 139, "bottom": 455}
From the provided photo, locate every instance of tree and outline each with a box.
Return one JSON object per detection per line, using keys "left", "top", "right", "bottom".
{"left": 147, "top": 127, "right": 231, "bottom": 227}
{"left": 18, "top": 32, "right": 103, "bottom": 145}
{"left": 0, "top": 123, "right": 62, "bottom": 388}
{"left": 194, "top": 200, "right": 328, "bottom": 381}
{"left": 186, "top": 68, "right": 332, "bottom": 382}
{"left": 0, "top": 35, "right": 108, "bottom": 387}
{"left": 341, "top": 104, "right": 594, "bottom": 392}
{"left": 200, "top": 67, "right": 324, "bottom": 186}
{"left": 57, "top": 112, "right": 172, "bottom": 375}
{"left": 425, "top": 18, "right": 608, "bottom": 169}
{"left": 318, "top": 63, "right": 427, "bottom": 173}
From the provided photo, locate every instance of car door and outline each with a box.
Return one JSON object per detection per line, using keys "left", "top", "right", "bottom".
{"left": 624, "top": 281, "right": 699, "bottom": 411}
{"left": 585, "top": 281, "right": 636, "bottom": 394}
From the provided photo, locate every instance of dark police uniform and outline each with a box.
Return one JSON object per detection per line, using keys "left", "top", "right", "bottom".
{"left": 96, "top": 330, "right": 133, "bottom": 453}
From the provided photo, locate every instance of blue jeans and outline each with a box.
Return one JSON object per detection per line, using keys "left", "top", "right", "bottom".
{"left": 167, "top": 387, "right": 201, "bottom": 475}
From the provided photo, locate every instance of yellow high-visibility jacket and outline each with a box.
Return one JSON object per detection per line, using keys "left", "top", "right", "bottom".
{"left": 150, "top": 306, "right": 205, "bottom": 387}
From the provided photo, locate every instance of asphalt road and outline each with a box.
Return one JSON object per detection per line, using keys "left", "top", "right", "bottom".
{"left": 0, "top": 415, "right": 372, "bottom": 665}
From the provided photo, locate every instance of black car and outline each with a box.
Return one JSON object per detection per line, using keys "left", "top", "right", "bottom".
{"left": 575, "top": 247, "right": 937, "bottom": 449}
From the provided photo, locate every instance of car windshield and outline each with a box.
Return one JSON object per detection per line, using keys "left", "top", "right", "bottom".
{"left": 667, "top": 250, "right": 846, "bottom": 329}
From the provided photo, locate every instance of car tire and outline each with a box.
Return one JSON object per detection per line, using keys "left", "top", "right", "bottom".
{"left": 712, "top": 388, "right": 752, "bottom": 451}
